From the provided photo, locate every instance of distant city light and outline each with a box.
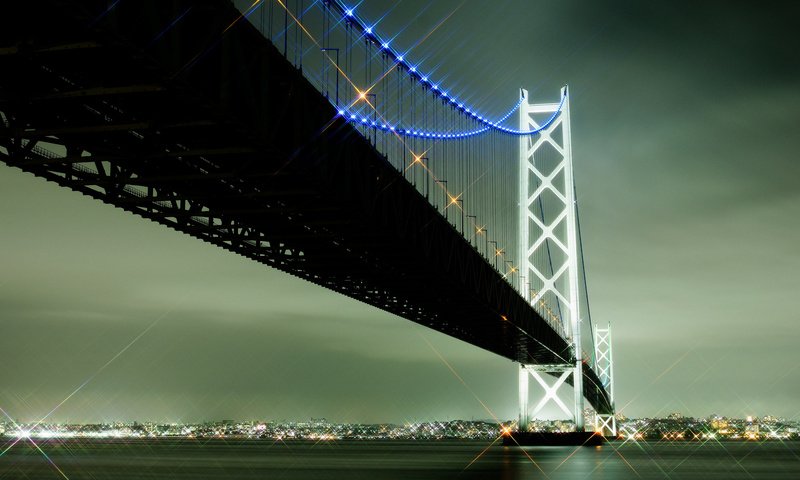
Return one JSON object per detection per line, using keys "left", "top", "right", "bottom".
{"left": 1, "top": 414, "right": 795, "bottom": 442}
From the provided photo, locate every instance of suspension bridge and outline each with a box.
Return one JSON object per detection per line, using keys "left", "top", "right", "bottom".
{"left": 0, "top": 0, "right": 616, "bottom": 441}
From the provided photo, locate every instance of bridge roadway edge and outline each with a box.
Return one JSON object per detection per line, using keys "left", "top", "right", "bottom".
{"left": 0, "top": 0, "right": 611, "bottom": 415}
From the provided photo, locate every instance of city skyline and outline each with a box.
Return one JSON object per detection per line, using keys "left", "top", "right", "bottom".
{"left": 3, "top": 412, "right": 797, "bottom": 443}
{"left": 1, "top": 0, "right": 799, "bottom": 425}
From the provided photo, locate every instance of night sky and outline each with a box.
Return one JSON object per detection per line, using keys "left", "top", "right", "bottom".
{"left": 1, "top": 1, "right": 798, "bottom": 424}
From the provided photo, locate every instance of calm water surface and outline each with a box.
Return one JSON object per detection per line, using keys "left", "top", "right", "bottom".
{"left": 2, "top": 439, "right": 799, "bottom": 479}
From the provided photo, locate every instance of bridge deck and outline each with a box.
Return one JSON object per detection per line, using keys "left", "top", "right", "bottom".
{"left": 0, "top": 0, "right": 611, "bottom": 415}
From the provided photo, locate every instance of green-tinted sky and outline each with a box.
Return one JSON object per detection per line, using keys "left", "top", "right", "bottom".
{"left": 1, "top": 0, "right": 798, "bottom": 423}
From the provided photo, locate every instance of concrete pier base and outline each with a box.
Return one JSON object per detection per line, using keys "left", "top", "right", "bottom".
{"left": 502, "top": 431, "right": 605, "bottom": 446}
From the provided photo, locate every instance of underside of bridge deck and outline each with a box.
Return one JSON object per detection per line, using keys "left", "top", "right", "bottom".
{"left": 0, "top": 0, "right": 611, "bottom": 414}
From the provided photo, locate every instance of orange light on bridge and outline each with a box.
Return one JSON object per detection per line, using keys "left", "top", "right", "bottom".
{"left": 446, "top": 192, "right": 462, "bottom": 208}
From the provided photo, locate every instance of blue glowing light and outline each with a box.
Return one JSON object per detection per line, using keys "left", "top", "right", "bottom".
{"left": 329, "top": 0, "right": 547, "bottom": 134}
{"left": 329, "top": 0, "right": 570, "bottom": 137}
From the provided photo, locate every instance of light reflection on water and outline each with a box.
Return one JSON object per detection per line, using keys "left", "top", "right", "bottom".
{"left": 2, "top": 439, "right": 799, "bottom": 479}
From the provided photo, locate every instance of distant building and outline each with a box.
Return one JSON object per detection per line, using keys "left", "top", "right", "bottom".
{"left": 745, "top": 416, "right": 759, "bottom": 439}
{"left": 710, "top": 416, "right": 728, "bottom": 431}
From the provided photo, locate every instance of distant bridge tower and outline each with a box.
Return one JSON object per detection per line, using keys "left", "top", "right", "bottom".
{"left": 517, "top": 86, "right": 585, "bottom": 431}
{"left": 593, "top": 323, "right": 616, "bottom": 435}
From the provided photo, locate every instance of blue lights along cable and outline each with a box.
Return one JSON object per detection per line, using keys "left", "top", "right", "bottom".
{"left": 330, "top": 1, "right": 565, "bottom": 137}
{"left": 336, "top": 91, "right": 565, "bottom": 138}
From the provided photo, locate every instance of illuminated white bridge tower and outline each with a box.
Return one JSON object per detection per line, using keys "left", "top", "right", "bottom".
{"left": 517, "top": 86, "right": 614, "bottom": 434}
{"left": 593, "top": 324, "right": 616, "bottom": 435}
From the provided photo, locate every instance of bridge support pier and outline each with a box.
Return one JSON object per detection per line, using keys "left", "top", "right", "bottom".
{"left": 509, "top": 362, "right": 604, "bottom": 446}
{"left": 518, "top": 363, "right": 583, "bottom": 430}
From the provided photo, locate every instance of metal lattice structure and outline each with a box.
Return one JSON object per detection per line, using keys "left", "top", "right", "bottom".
{"left": 594, "top": 325, "right": 614, "bottom": 400}
{"left": 593, "top": 324, "right": 616, "bottom": 435}
{"left": 517, "top": 87, "right": 610, "bottom": 431}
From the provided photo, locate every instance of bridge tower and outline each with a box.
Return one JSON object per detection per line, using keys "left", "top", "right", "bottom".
{"left": 517, "top": 86, "right": 585, "bottom": 432}
{"left": 593, "top": 324, "right": 616, "bottom": 436}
